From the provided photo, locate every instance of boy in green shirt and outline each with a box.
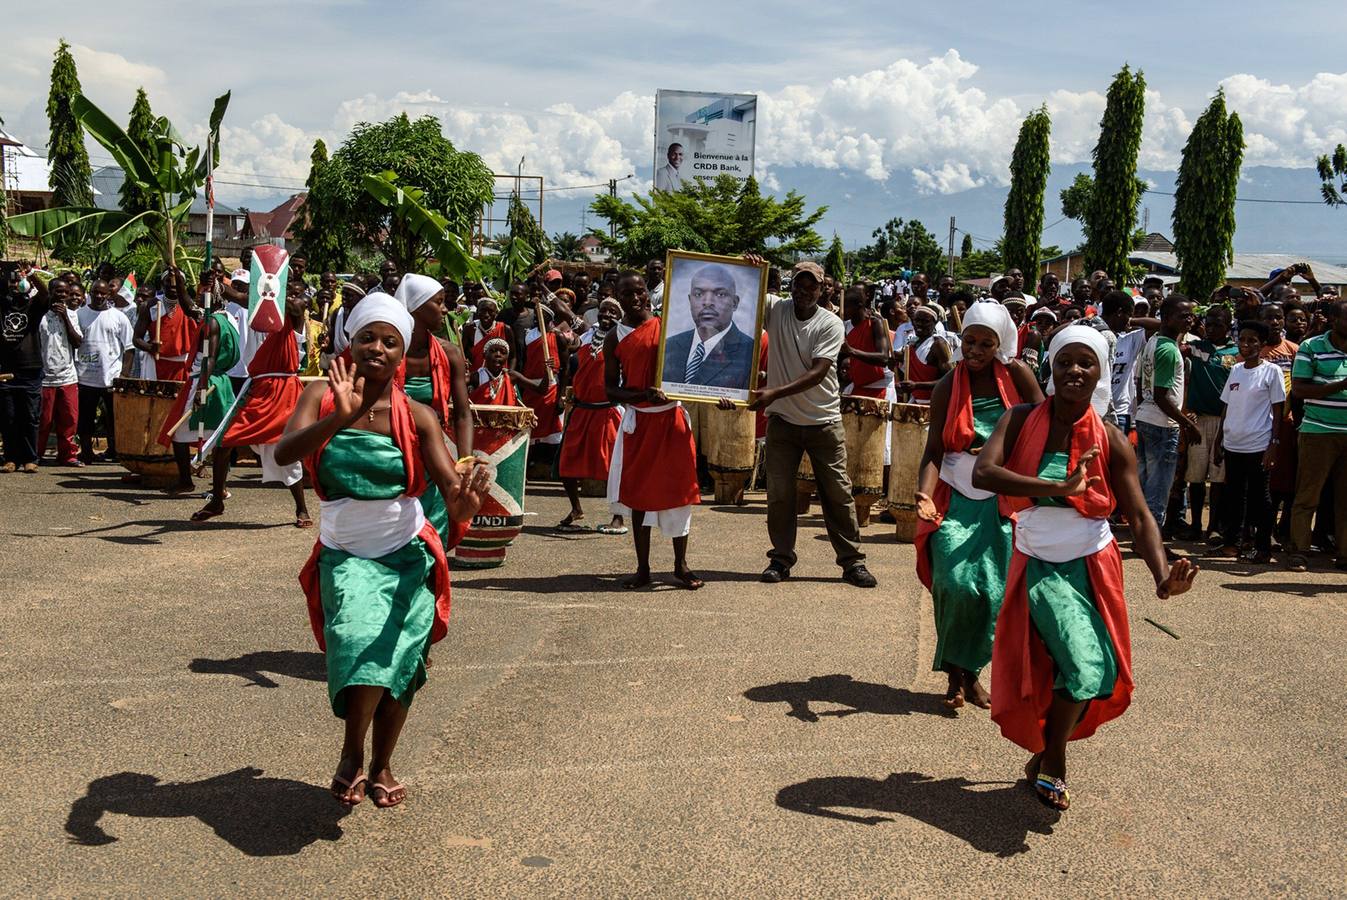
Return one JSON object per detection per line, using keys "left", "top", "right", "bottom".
{"left": 1181, "top": 306, "right": 1239, "bottom": 540}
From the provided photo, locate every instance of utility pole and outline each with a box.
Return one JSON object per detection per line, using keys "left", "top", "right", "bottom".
{"left": 947, "top": 216, "right": 956, "bottom": 277}
{"left": 608, "top": 179, "right": 617, "bottom": 241}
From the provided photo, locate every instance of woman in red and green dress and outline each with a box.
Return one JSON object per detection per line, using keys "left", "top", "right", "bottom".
{"left": 914, "top": 302, "right": 1041, "bottom": 711}
{"left": 972, "top": 325, "right": 1196, "bottom": 811}
{"left": 276, "top": 294, "right": 490, "bottom": 809}
{"left": 395, "top": 274, "right": 475, "bottom": 551}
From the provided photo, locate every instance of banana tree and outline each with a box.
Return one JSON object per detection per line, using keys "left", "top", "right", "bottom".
{"left": 362, "top": 170, "right": 481, "bottom": 282}
{"left": 8, "top": 91, "right": 229, "bottom": 281}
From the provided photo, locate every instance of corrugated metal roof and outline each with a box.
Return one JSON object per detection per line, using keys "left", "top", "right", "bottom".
{"left": 90, "top": 165, "right": 240, "bottom": 216}
{"left": 1132, "top": 251, "right": 1347, "bottom": 284}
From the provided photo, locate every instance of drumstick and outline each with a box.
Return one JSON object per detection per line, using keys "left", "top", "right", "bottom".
{"left": 951, "top": 303, "right": 963, "bottom": 333}
{"left": 534, "top": 299, "right": 553, "bottom": 375}
{"left": 153, "top": 301, "right": 162, "bottom": 360}
{"left": 0, "top": 373, "right": 13, "bottom": 382}
{"left": 902, "top": 343, "right": 912, "bottom": 383}
{"left": 164, "top": 384, "right": 216, "bottom": 436}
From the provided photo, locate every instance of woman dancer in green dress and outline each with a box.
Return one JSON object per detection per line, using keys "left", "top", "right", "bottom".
{"left": 972, "top": 325, "right": 1196, "bottom": 810}
{"left": 914, "top": 302, "right": 1042, "bottom": 710}
{"left": 395, "top": 273, "right": 475, "bottom": 549}
{"left": 277, "top": 294, "right": 490, "bottom": 809}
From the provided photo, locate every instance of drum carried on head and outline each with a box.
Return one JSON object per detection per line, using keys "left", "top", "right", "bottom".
{"left": 841, "top": 395, "right": 890, "bottom": 526}
{"left": 111, "top": 377, "right": 182, "bottom": 486}
{"left": 449, "top": 404, "right": 538, "bottom": 569}
{"left": 886, "top": 402, "right": 931, "bottom": 542}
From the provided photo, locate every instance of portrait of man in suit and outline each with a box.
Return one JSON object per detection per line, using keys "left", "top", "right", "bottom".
{"left": 662, "top": 262, "right": 756, "bottom": 390}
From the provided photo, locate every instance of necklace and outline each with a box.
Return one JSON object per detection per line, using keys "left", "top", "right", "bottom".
{"left": 367, "top": 403, "right": 391, "bottom": 422}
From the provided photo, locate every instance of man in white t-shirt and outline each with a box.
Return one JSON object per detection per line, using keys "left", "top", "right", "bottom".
{"left": 1214, "top": 319, "right": 1286, "bottom": 562}
{"left": 1102, "top": 291, "right": 1149, "bottom": 433}
{"left": 37, "top": 279, "right": 83, "bottom": 465}
{"left": 75, "top": 278, "right": 135, "bottom": 463}
{"left": 750, "top": 260, "right": 875, "bottom": 589}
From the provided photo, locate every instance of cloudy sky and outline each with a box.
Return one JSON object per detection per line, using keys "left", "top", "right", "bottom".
{"left": 4, "top": 0, "right": 1347, "bottom": 248}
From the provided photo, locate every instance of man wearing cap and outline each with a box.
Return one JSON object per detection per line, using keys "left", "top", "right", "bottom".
{"left": 750, "top": 259, "right": 876, "bottom": 588}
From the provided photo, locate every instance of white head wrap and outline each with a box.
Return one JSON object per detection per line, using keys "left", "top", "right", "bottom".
{"left": 394, "top": 273, "right": 442, "bottom": 313}
{"left": 960, "top": 301, "right": 1018, "bottom": 363}
{"left": 1046, "top": 325, "right": 1110, "bottom": 392}
{"left": 344, "top": 293, "right": 414, "bottom": 349}
{"left": 483, "top": 337, "right": 511, "bottom": 356}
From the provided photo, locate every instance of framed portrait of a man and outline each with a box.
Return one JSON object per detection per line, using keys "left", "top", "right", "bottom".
{"left": 655, "top": 250, "right": 767, "bottom": 405}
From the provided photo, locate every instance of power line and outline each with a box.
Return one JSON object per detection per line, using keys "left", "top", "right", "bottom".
{"left": 1142, "top": 187, "right": 1324, "bottom": 206}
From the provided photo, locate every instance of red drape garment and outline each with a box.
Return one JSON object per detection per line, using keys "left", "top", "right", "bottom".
{"left": 844, "top": 317, "right": 888, "bottom": 399}
{"left": 558, "top": 340, "right": 620, "bottom": 481}
{"left": 989, "top": 398, "right": 1133, "bottom": 752}
{"left": 221, "top": 326, "right": 302, "bottom": 448}
{"left": 614, "top": 318, "right": 699, "bottom": 511}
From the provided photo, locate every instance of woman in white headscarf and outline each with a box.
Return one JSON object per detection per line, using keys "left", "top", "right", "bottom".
{"left": 971, "top": 325, "right": 1196, "bottom": 811}
{"left": 914, "top": 302, "right": 1042, "bottom": 712}
{"left": 395, "top": 273, "right": 475, "bottom": 549}
{"left": 276, "top": 294, "right": 491, "bottom": 810}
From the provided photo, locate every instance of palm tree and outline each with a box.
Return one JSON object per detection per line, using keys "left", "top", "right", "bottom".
{"left": 552, "top": 231, "right": 584, "bottom": 261}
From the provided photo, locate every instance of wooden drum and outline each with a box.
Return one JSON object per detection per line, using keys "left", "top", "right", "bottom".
{"left": 887, "top": 402, "right": 931, "bottom": 542}
{"left": 841, "top": 395, "right": 890, "bottom": 526}
{"left": 111, "top": 377, "right": 182, "bottom": 486}
{"left": 699, "top": 404, "right": 756, "bottom": 505}
{"left": 449, "top": 404, "right": 538, "bottom": 569}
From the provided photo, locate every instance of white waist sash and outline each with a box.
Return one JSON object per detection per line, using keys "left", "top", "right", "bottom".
{"left": 939, "top": 451, "right": 994, "bottom": 501}
{"left": 619, "top": 400, "right": 682, "bottom": 433}
{"left": 1014, "top": 505, "right": 1113, "bottom": 563}
{"left": 319, "top": 496, "right": 426, "bottom": 559}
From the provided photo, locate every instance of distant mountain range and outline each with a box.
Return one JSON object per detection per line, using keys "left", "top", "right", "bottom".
{"left": 534, "top": 163, "right": 1346, "bottom": 265}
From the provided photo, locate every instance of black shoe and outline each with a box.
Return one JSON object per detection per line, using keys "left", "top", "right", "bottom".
{"left": 760, "top": 564, "right": 791, "bottom": 584}
{"left": 842, "top": 564, "right": 878, "bottom": 588}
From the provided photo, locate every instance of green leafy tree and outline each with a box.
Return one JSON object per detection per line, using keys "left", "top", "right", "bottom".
{"left": 310, "top": 113, "right": 494, "bottom": 272}
{"left": 857, "top": 217, "right": 944, "bottom": 278}
{"left": 10, "top": 92, "right": 230, "bottom": 282}
{"left": 507, "top": 193, "right": 550, "bottom": 268}
{"left": 120, "top": 88, "right": 157, "bottom": 216}
{"left": 361, "top": 172, "right": 479, "bottom": 282}
{"left": 1315, "top": 144, "right": 1347, "bottom": 206}
{"left": 960, "top": 233, "right": 973, "bottom": 258}
{"left": 1002, "top": 106, "right": 1051, "bottom": 281}
{"left": 47, "top": 40, "right": 95, "bottom": 260}
{"left": 824, "top": 234, "right": 846, "bottom": 282}
{"left": 551, "top": 231, "right": 584, "bottom": 261}
{"left": 1083, "top": 65, "right": 1147, "bottom": 281}
{"left": 589, "top": 175, "right": 824, "bottom": 266}
{"left": 1059, "top": 172, "right": 1095, "bottom": 221}
{"left": 1172, "top": 90, "right": 1244, "bottom": 301}
{"left": 292, "top": 139, "right": 349, "bottom": 271}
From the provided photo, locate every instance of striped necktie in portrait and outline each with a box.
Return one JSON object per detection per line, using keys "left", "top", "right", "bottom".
{"left": 686, "top": 342, "right": 706, "bottom": 382}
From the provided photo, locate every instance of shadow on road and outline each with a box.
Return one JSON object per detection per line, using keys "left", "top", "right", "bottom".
{"left": 1218, "top": 580, "right": 1338, "bottom": 597}
{"left": 454, "top": 568, "right": 841, "bottom": 594}
{"left": 66, "top": 768, "right": 348, "bottom": 855}
{"left": 744, "top": 674, "right": 949, "bottom": 721}
{"left": 18, "top": 518, "right": 291, "bottom": 545}
{"left": 189, "top": 650, "right": 326, "bottom": 688}
{"left": 776, "top": 771, "right": 1056, "bottom": 856}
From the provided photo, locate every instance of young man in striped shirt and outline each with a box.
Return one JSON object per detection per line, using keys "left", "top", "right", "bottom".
{"left": 1288, "top": 298, "right": 1347, "bottom": 571}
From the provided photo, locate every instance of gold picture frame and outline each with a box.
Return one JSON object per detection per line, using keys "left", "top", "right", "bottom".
{"left": 653, "top": 249, "right": 768, "bottom": 407}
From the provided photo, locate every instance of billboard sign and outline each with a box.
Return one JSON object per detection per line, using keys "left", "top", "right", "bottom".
{"left": 653, "top": 90, "right": 757, "bottom": 192}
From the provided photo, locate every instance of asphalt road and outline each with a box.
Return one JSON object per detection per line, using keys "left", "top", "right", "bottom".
{"left": 1, "top": 461, "right": 1343, "bottom": 897}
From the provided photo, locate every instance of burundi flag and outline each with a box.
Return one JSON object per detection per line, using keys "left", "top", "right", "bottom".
{"left": 117, "top": 273, "right": 138, "bottom": 304}
{"left": 247, "top": 245, "right": 290, "bottom": 333}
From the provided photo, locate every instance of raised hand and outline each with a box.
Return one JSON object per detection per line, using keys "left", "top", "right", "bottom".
{"left": 1060, "top": 447, "right": 1102, "bottom": 496}
{"left": 1156, "top": 557, "right": 1199, "bottom": 599}
{"left": 328, "top": 356, "right": 366, "bottom": 425}
{"left": 446, "top": 460, "right": 492, "bottom": 523}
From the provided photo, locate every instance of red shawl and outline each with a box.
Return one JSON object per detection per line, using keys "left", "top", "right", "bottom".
{"left": 914, "top": 360, "right": 1020, "bottom": 589}
{"left": 989, "top": 398, "right": 1132, "bottom": 752}
{"left": 397, "top": 336, "right": 453, "bottom": 426}
{"left": 297, "top": 386, "right": 463, "bottom": 652}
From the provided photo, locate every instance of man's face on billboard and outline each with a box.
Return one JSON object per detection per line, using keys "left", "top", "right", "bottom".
{"left": 667, "top": 144, "right": 683, "bottom": 168}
